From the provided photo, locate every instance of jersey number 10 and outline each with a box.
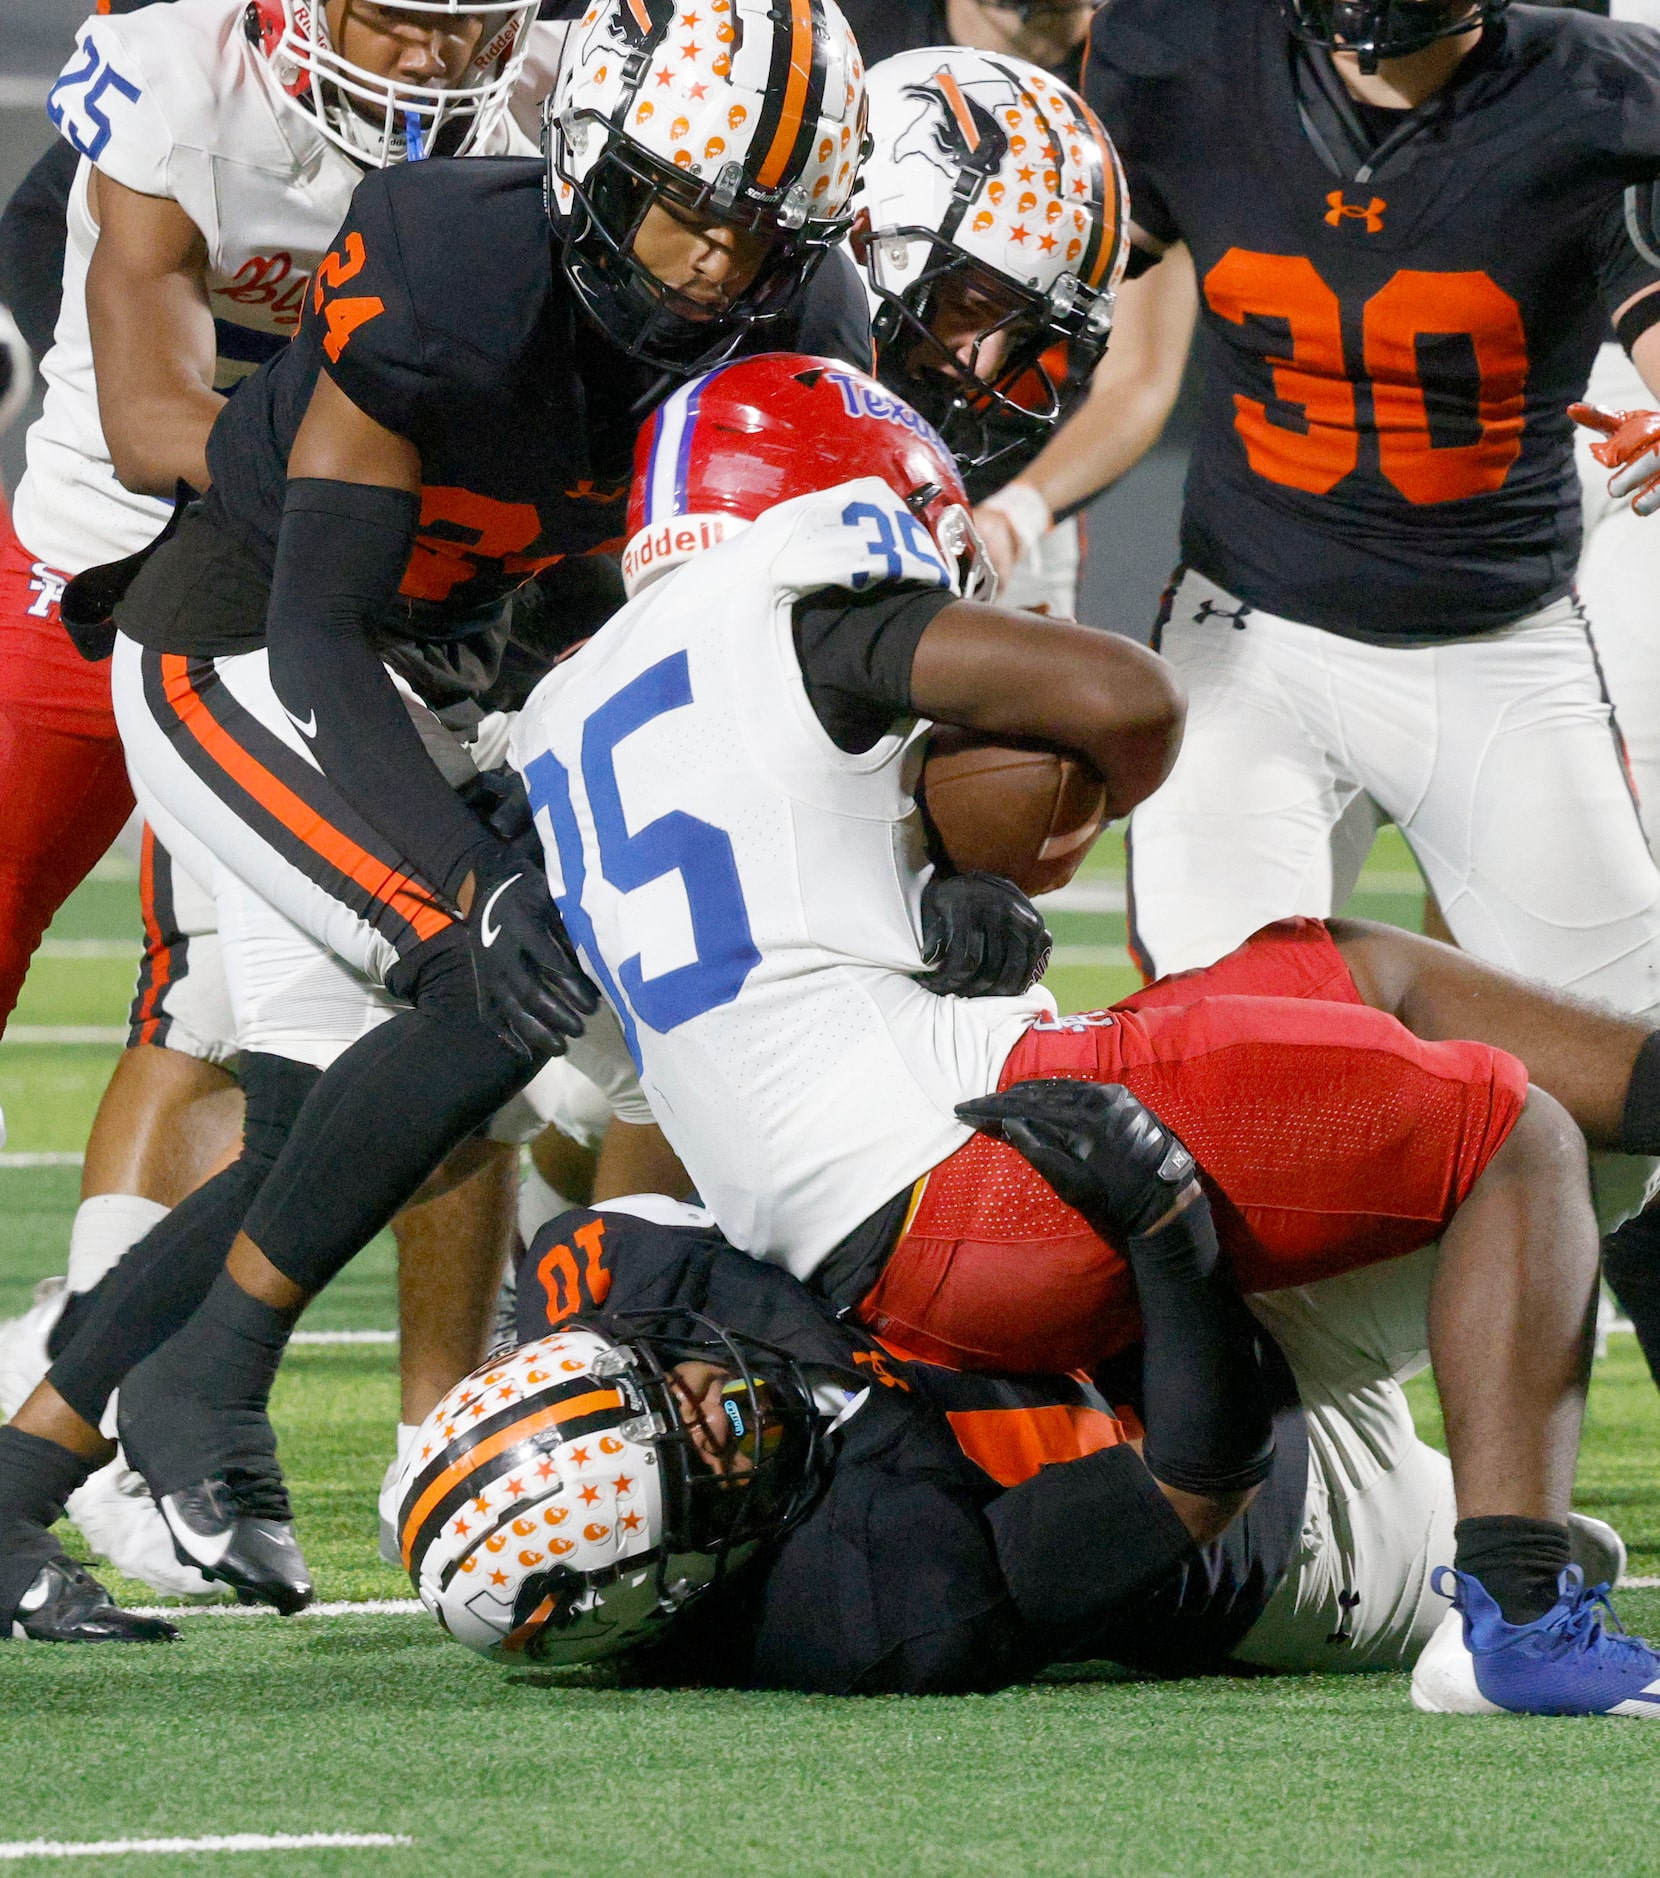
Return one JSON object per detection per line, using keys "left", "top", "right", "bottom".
{"left": 1204, "top": 250, "right": 1528, "bottom": 506}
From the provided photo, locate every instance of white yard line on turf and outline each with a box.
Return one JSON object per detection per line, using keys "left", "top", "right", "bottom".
{"left": 0, "top": 1152, "right": 85, "bottom": 1168}
{"left": 125, "top": 1600, "right": 424, "bottom": 1619}
{"left": 1049, "top": 945, "right": 1133, "bottom": 969}
{"left": 0, "top": 1834, "right": 410, "bottom": 1860}
{"left": 33, "top": 940, "right": 140, "bottom": 960}
{"left": 290, "top": 1329, "right": 397, "bottom": 1344}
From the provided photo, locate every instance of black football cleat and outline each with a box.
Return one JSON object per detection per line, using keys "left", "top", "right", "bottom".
{"left": 10, "top": 1557, "right": 177, "bottom": 1643}
{"left": 158, "top": 1470, "right": 314, "bottom": 1615}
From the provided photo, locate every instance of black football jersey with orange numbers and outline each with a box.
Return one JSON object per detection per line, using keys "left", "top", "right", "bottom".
{"left": 516, "top": 1205, "right": 1307, "bottom": 1693}
{"left": 1085, "top": 0, "right": 1660, "bottom": 640}
{"left": 202, "top": 156, "right": 872, "bottom": 641}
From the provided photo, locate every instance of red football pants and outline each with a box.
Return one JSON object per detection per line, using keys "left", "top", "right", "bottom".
{"left": 0, "top": 505, "right": 134, "bottom": 1032}
{"left": 856, "top": 918, "right": 1529, "bottom": 1373}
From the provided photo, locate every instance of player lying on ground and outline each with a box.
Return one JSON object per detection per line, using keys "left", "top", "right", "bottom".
{"left": 0, "top": 1, "right": 971, "bottom": 1642}
{"left": 396, "top": 1098, "right": 1654, "bottom": 1717}
{"left": 0, "top": 0, "right": 552, "bottom": 1595}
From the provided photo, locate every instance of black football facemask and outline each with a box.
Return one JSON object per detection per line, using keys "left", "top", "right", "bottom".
{"left": 871, "top": 240, "right": 1112, "bottom": 504}
{"left": 1282, "top": 0, "right": 1502, "bottom": 71}
{"left": 599, "top": 1313, "right": 827, "bottom": 1565}
{"left": 550, "top": 119, "right": 848, "bottom": 376}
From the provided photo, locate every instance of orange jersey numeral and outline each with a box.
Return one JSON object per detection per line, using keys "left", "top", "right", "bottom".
{"left": 1203, "top": 249, "right": 1531, "bottom": 506}
{"left": 401, "top": 486, "right": 558, "bottom": 603}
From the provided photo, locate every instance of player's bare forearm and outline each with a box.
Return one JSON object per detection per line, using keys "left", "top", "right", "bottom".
{"left": 85, "top": 170, "right": 222, "bottom": 497}
{"left": 995, "top": 243, "right": 1196, "bottom": 523}
{"left": 912, "top": 604, "right": 1184, "bottom": 818}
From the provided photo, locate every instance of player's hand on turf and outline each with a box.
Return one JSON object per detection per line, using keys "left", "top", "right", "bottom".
{"left": 919, "top": 871, "right": 1052, "bottom": 998}
{"left": 463, "top": 849, "right": 599, "bottom": 1060}
{"left": 956, "top": 1080, "right": 1197, "bottom": 1239}
{"left": 1570, "top": 402, "right": 1660, "bottom": 516}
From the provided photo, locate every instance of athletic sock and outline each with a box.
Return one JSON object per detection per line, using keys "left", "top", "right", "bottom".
{"left": 1454, "top": 1514, "right": 1572, "bottom": 1625}
{"left": 1602, "top": 1203, "right": 1660, "bottom": 1393}
{"left": 0, "top": 1426, "right": 94, "bottom": 1625}
{"left": 117, "top": 1271, "right": 301, "bottom": 1497}
{"left": 49, "top": 1194, "right": 172, "bottom": 1360}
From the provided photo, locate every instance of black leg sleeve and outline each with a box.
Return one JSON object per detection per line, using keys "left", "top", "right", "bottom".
{"left": 242, "top": 1006, "right": 535, "bottom": 1295}
{"left": 45, "top": 1054, "right": 320, "bottom": 1429}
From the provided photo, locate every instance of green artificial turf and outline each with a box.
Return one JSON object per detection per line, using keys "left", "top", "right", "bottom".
{"left": 14, "top": 827, "right": 1660, "bottom": 1876}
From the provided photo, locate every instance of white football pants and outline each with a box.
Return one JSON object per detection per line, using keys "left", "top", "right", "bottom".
{"left": 1127, "top": 567, "right": 1660, "bottom": 1023}
{"left": 1234, "top": 1248, "right": 1452, "bottom": 1675}
{"left": 1577, "top": 341, "right": 1660, "bottom": 874}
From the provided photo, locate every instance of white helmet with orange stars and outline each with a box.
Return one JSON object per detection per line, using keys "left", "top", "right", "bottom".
{"left": 856, "top": 46, "right": 1129, "bottom": 497}
{"left": 396, "top": 1320, "right": 823, "bottom": 1664}
{"left": 546, "top": 0, "right": 869, "bottom": 370}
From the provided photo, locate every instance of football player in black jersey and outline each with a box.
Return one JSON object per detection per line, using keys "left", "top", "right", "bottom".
{"left": 0, "top": 0, "right": 888, "bottom": 1643}
{"left": 995, "top": 0, "right": 1660, "bottom": 1070}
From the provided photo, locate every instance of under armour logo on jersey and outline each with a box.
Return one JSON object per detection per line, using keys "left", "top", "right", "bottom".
{"left": 1324, "top": 191, "right": 1386, "bottom": 233}
{"left": 1192, "top": 597, "right": 1251, "bottom": 629}
{"left": 26, "top": 563, "right": 67, "bottom": 619}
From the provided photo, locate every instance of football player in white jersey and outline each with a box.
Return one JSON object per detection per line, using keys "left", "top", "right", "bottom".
{"left": 853, "top": 46, "right": 1126, "bottom": 616}
{"left": 0, "top": 0, "right": 539, "bottom": 1593}
{"left": 508, "top": 351, "right": 1660, "bottom": 1710}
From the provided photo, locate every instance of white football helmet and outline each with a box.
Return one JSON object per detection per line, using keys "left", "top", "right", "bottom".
{"left": 547, "top": 0, "right": 869, "bottom": 368}
{"left": 856, "top": 47, "right": 1129, "bottom": 496}
{"left": 249, "top": 0, "right": 538, "bottom": 167}
{"left": 397, "top": 1321, "right": 822, "bottom": 1665}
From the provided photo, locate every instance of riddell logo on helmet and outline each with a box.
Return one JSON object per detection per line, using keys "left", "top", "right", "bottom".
{"left": 622, "top": 513, "right": 747, "bottom": 593}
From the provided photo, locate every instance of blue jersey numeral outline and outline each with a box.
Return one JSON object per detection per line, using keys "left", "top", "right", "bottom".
{"left": 48, "top": 36, "right": 141, "bottom": 162}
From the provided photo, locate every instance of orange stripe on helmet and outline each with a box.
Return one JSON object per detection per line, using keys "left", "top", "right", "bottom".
{"left": 755, "top": 0, "right": 816, "bottom": 190}
{"left": 934, "top": 70, "right": 980, "bottom": 154}
{"left": 158, "top": 654, "right": 452, "bottom": 946}
{"left": 626, "top": 0, "right": 653, "bottom": 34}
{"left": 1076, "top": 96, "right": 1125, "bottom": 291}
{"left": 399, "top": 1387, "right": 625, "bottom": 1570}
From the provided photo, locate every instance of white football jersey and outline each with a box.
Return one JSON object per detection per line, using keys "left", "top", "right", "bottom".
{"left": 12, "top": 0, "right": 532, "bottom": 576}
{"left": 510, "top": 478, "right": 1054, "bottom": 1277}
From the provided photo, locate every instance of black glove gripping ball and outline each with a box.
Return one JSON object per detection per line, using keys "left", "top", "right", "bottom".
{"left": 919, "top": 871, "right": 1053, "bottom": 999}
{"left": 956, "top": 1079, "right": 1196, "bottom": 1239}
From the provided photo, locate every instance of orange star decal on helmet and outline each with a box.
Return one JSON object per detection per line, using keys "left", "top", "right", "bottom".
{"left": 580, "top": 1484, "right": 601, "bottom": 1505}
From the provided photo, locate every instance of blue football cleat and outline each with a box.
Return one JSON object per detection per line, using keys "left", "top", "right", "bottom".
{"left": 1412, "top": 1565, "right": 1660, "bottom": 1717}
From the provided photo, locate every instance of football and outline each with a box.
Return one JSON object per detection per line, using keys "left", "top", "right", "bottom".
{"left": 921, "top": 726, "right": 1109, "bottom": 896}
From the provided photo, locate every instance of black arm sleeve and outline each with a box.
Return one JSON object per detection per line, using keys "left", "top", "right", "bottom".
{"left": 791, "top": 582, "right": 956, "bottom": 752}
{"left": 264, "top": 478, "right": 489, "bottom": 899}
{"left": 0, "top": 141, "right": 76, "bottom": 366}
{"left": 985, "top": 1442, "right": 1197, "bottom": 1644}
{"left": 1127, "top": 1196, "right": 1275, "bottom": 1497}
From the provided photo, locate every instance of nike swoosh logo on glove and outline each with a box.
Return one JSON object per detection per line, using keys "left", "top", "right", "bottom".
{"left": 479, "top": 874, "right": 522, "bottom": 948}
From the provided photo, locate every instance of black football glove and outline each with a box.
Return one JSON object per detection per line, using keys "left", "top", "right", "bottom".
{"left": 956, "top": 1079, "right": 1197, "bottom": 1241}
{"left": 460, "top": 764, "right": 537, "bottom": 851}
{"left": 919, "top": 871, "right": 1052, "bottom": 999}
{"left": 464, "top": 847, "right": 599, "bottom": 1062}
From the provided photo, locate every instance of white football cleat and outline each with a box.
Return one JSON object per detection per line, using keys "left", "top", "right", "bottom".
{"left": 66, "top": 1451, "right": 228, "bottom": 1600}
{"left": 0, "top": 1277, "right": 68, "bottom": 1421}
{"left": 378, "top": 1452, "right": 402, "bottom": 1568}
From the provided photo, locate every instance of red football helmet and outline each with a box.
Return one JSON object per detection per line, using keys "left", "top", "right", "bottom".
{"left": 622, "top": 353, "right": 994, "bottom": 599}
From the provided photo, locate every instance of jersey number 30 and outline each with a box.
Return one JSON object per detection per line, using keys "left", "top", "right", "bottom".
{"left": 523, "top": 650, "right": 760, "bottom": 1054}
{"left": 1204, "top": 251, "right": 1528, "bottom": 505}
